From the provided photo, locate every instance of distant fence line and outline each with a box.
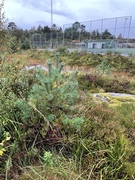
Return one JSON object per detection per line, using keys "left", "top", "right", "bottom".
{"left": 30, "top": 27, "right": 135, "bottom": 50}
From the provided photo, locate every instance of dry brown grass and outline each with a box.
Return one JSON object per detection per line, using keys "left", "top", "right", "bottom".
{"left": 6, "top": 52, "right": 135, "bottom": 82}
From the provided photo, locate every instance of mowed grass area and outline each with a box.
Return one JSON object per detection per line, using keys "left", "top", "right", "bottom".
{"left": 1, "top": 49, "right": 135, "bottom": 180}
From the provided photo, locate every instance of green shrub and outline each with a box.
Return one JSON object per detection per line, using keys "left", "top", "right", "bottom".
{"left": 56, "top": 46, "right": 68, "bottom": 53}
{"left": 21, "top": 38, "right": 31, "bottom": 50}
{"left": 28, "top": 49, "right": 53, "bottom": 60}
{"left": 9, "top": 36, "right": 18, "bottom": 53}
{"left": 77, "top": 72, "right": 134, "bottom": 94}
{"left": 62, "top": 116, "right": 84, "bottom": 133}
{"left": 60, "top": 51, "right": 135, "bottom": 73}
{"left": 96, "top": 59, "right": 112, "bottom": 75}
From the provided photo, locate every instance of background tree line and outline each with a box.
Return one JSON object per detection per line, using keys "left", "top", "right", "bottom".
{"left": 64, "top": 21, "right": 114, "bottom": 40}
{"left": 4, "top": 21, "right": 116, "bottom": 51}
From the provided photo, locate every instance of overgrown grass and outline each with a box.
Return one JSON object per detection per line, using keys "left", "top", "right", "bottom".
{"left": 0, "top": 50, "right": 135, "bottom": 179}
{"left": 20, "top": 153, "right": 84, "bottom": 180}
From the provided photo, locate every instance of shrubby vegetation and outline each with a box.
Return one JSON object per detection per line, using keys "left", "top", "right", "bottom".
{"left": 1, "top": 11, "right": 135, "bottom": 179}
{"left": 1, "top": 50, "right": 135, "bottom": 179}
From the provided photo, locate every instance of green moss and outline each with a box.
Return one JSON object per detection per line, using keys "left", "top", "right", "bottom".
{"left": 93, "top": 93, "right": 135, "bottom": 107}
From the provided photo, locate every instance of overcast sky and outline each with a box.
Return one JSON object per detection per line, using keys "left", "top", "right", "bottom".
{"left": 3, "top": 0, "right": 135, "bottom": 37}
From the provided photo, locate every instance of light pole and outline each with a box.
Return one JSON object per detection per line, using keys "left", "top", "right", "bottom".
{"left": 51, "top": 0, "right": 53, "bottom": 28}
{"left": 50, "top": 0, "right": 53, "bottom": 48}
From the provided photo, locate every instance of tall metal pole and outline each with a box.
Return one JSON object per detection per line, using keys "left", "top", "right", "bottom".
{"left": 51, "top": 0, "right": 53, "bottom": 28}
{"left": 50, "top": 0, "right": 53, "bottom": 48}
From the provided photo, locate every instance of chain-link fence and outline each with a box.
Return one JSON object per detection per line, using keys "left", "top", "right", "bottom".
{"left": 30, "top": 32, "right": 63, "bottom": 49}
{"left": 30, "top": 30, "right": 135, "bottom": 55}
{"left": 30, "top": 16, "right": 135, "bottom": 55}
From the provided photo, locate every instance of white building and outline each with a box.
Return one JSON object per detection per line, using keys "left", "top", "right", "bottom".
{"left": 87, "top": 40, "right": 118, "bottom": 49}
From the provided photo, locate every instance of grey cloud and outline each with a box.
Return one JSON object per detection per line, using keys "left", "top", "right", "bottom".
{"left": 5, "top": 0, "right": 135, "bottom": 32}
{"left": 11, "top": 0, "right": 76, "bottom": 20}
{"left": 108, "top": 0, "right": 135, "bottom": 14}
{"left": 108, "top": 0, "right": 123, "bottom": 11}
{"left": 34, "top": 20, "right": 49, "bottom": 27}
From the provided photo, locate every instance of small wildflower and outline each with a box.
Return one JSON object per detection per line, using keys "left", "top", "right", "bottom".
{"left": 53, "top": 82, "right": 57, "bottom": 88}
{"left": 6, "top": 136, "right": 11, "bottom": 141}
{"left": 0, "top": 140, "right": 4, "bottom": 146}
{"left": 0, "top": 148, "right": 6, "bottom": 156}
